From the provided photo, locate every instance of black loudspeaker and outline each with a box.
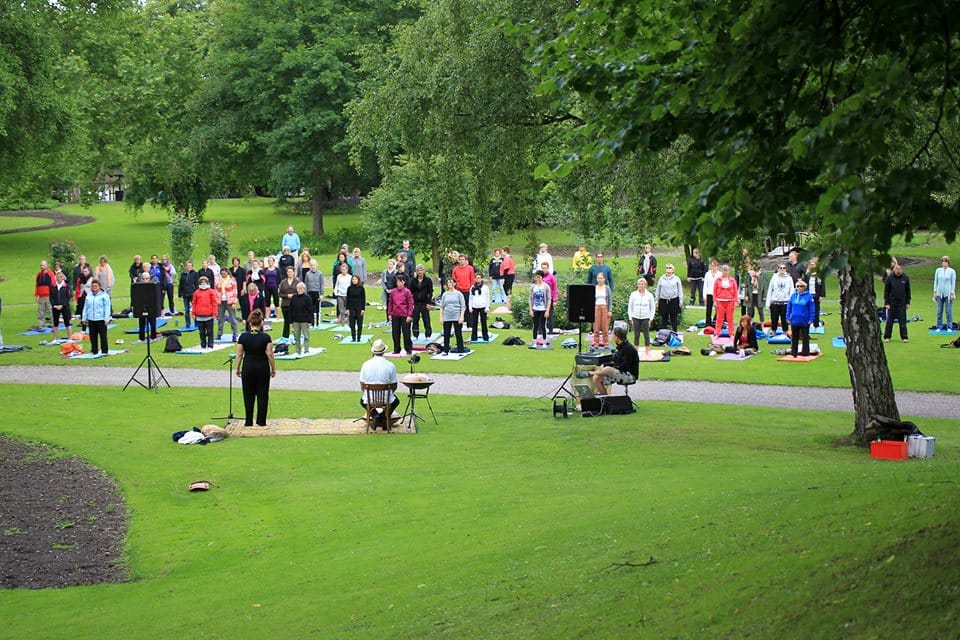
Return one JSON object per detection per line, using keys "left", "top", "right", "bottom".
{"left": 567, "top": 284, "right": 596, "bottom": 323}
{"left": 131, "top": 282, "right": 162, "bottom": 318}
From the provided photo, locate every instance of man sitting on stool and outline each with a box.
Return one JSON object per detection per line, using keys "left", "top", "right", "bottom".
{"left": 590, "top": 326, "right": 640, "bottom": 396}
{"left": 360, "top": 339, "right": 399, "bottom": 423}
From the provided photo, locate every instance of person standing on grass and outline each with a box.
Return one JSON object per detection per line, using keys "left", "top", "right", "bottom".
{"left": 440, "top": 278, "right": 466, "bottom": 354}
{"left": 74, "top": 263, "right": 94, "bottom": 321}
{"left": 278, "top": 246, "right": 295, "bottom": 277}
{"left": 590, "top": 326, "right": 639, "bottom": 396}
{"left": 785, "top": 249, "right": 806, "bottom": 283}
{"left": 587, "top": 252, "right": 614, "bottom": 290}
{"left": 469, "top": 273, "right": 491, "bottom": 343}
{"left": 351, "top": 247, "right": 367, "bottom": 284}
{"left": 702, "top": 259, "right": 720, "bottom": 326}
{"left": 452, "top": 254, "right": 475, "bottom": 313}
{"left": 334, "top": 263, "right": 352, "bottom": 324}
{"left": 488, "top": 248, "right": 505, "bottom": 305}
{"left": 541, "top": 262, "right": 559, "bottom": 333}
{"left": 591, "top": 272, "right": 612, "bottom": 348}
{"left": 264, "top": 256, "right": 280, "bottom": 318}
{"left": 535, "top": 243, "right": 554, "bottom": 275}
{"left": 410, "top": 264, "right": 434, "bottom": 340}
{"left": 346, "top": 274, "right": 366, "bottom": 342}
{"left": 745, "top": 261, "right": 765, "bottom": 323}
{"left": 239, "top": 282, "right": 267, "bottom": 332}
{"left": 192, "top": 276, "right": 219, "bottom": 350}
{"left": 399, "top": 239, "right": 415, "bottom": 268}
{"left": 178, "top": 260, "right": 198, "bottom": 327}
{"left": 500, "top": 246, "right": 516, "bottom": 300}
{"left": 288, "top": 282, "right": 314, "bottom": 356}
{"left": 686, "top": 248, "right": 706, "bottom": 305}
{"left": 638, "top": 244, "right": 657, "bottom": 285}
{"left": 160, "top": 255, "right": 177, "bottom": 315}
{"left": 381, "top": 258, "right": 397, "bottom": 311}
{"left": 136, "top": 271, "right": 159, "bottom": 343}
{"left": 236, "top": 309, "right": 276, "bottom": 427}
{"left": 206, "top": 254, "right": 222, "bottom": 287}
{"left": 216, "top": 268, "right": 239, "bottom": 342}
{"left": 802, "top": 259, "right": 825, "bottom": 328}
{"left": 49, "top": 271, "right": 73, "bottom": 342}
{"left": 713, "top": 264, "right": 738, "bottom": 336}
{"left": 530, "top": 270, "right": 552, "bottom": 346}
{"left": 787, "top": 280, "right": 814, "bottom": 357}
{"left": 279, "top": 266, "right": 301, "bottom": 339}
{"left": 229, "top": 257, "right": 246, "bottom": 300}
{"left": 933, "top": 255, "right": 956, "bottom": 332}
{"left": 628, "top": 277, "right": 656, "bottom": 353}
{"left": 766, "top": 264, "right": 795, "bottom": 334}
{"left": 388, "top": 275, "right": 415, "bottom": 355}
{"left": 303, "top": 259, "right": 324, "bottom": 326}
{"left": 883, "top": 262, "right": 911, "bottom": 343}
{"left": 281, "top": 225, "right": 301, "bottom": 255}
{"left": 572, "top": 244, "right": 592, "bottom": 277}
{"left": 128, "top": 255, "right": 144, "bottom": 301}
{"left": 243, "top": 250, "right": 256, "bottom": 273}
{"left": 655, "top": 263, "right": 684, "bottom": 333}
{"left": 81, "top": 279, "right": 111, "bottom": 355}
{"left": 34, "top": 260, "right": 56, "bottom": 330}
{"left": 72, "top": 255, "right": 89, "bottom": 288}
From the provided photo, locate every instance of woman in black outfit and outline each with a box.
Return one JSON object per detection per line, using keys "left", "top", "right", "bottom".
{"left": 235, "top": 309, "right": 276, "bottom": 427}
{"left": 345, "top": 274, "right": 366, "bottom": 342}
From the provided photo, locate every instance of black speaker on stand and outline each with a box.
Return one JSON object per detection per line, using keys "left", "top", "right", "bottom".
{"left": 551, "top": 284, "right": 597, "bottom": 404}
{"left": 124, "top": 282, "right": 170, "bottom": 391}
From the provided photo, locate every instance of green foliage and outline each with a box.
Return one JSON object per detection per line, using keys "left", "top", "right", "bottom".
{"left": 360, "top": 156, "right": 482, "bottom": 268}
{"left": 49, "top": 239, "right": 80, "bottom": 268}
{"left": 168, "top": 217, "right": 195, "bottom": 270}
{"left": 207, "top": 222, "right": 230, "bottom": 266}
{"left": 243, "top": 231, "right": 366, "bottom": 262}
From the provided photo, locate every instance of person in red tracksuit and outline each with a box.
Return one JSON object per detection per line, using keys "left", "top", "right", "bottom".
{"left": 451, "top": 254, "right": 475, "bottom": 320}
{"left": 713, "top": 264, "right": 738, "bottom": 336}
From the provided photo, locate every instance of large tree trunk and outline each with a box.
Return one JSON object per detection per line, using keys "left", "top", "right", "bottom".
{"left": 311, "top": 170, "right": 326, "bottom": 236}
{"left": 837, "top": 266, "right": 900, "bottom": 445}
{"left": 431, "top": 236, "right": 441, "bottom": 282}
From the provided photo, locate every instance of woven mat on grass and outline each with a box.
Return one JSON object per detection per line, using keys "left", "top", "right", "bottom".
{"left": 225, "top": 415, "right": 416, "bottom": 436}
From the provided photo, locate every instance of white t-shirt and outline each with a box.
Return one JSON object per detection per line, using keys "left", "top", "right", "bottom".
{"left": 359, "top": 356, "right": 397, "bottom": 403}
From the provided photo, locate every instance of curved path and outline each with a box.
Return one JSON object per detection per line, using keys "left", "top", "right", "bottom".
{"left": 0, "top": 365, "right": 956, "bottom": 418}
{"left": 0, "top": 210, "right": 96, "bottom": 235}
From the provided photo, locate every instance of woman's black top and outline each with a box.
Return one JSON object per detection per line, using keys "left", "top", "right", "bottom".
{"left": 346, "top": 283, "right": 366, "bottom": 312}
{"left": 238, "top": 331, "right": 272, "bottom": 374}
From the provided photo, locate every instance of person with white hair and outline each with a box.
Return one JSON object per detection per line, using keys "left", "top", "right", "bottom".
{"left": 534, "top": 243, "right": 554, "bottom": 275}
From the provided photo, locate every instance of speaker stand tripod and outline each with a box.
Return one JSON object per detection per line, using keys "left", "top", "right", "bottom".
{"left": 213, "top": 354, "right": 237, "bottom": 421}
{"left": 123, "top": 315, "right": 170, "bottom": 391}
{"left": 550, "top": 321, "right": 585, "bottom": 414}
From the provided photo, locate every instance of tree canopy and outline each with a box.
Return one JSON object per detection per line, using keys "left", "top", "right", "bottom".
{"left": 521, "top": 0, "right": 960, "bottom": 438}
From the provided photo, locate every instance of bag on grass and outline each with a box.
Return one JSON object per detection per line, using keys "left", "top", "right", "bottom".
{"left": 60, "top": 342, "right": 83, "bottom": 356}
{"left": 164, "top": 334, "right": 183, "bottom": 352}
{"left": 274, "top": 343, "right": 289, "bottom": 355}
{"left": 942, "top": 335, "right": 960, "bottom": 349}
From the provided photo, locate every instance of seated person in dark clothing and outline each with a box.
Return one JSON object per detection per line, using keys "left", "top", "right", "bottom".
{"left": 725, "top": 314, "right": 759, "bottom": 355}
{"left": 590, "top": 326, "right": 640, "bottom": 395}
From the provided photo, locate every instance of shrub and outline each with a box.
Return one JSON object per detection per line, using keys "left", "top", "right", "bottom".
{"left": 50, "top": 239, "right": 79, "bottom": 268}
{"left": 243, "top": 232, "right": 366, "bottom": 261}
{"left": 169, "top": 217, "right": 195, "bottom": 270}
{"left": 208, "top": 223, "right": 231, "bottom": 266}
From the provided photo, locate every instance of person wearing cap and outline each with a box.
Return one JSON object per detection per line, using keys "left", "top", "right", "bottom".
{"left": 359, "top": 338, "right": 399, "bottom": 414}
{"left": 786, "top": 279, "right": 814, "bottom": 357}
{"left": 933, "top": 255, "right": 956, "bottom": 332}
{"left": 586, "top": 252, "right": 614, "bottom": 289}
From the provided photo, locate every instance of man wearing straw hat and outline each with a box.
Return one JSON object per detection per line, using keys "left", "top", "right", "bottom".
{"left": 359, "top": 339, "right": 399, "bottom": 414}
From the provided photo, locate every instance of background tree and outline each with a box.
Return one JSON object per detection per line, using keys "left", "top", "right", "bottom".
{"left": 523, "top": 0, "right": 960, "bottom": 442}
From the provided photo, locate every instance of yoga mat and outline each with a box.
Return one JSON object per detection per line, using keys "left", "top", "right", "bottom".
{"left": 274, "top": 347, "right": 327, "bottom": 360}
{"left": 767, "top": 333, "right": 791, "bottom": 344}
{"left": 832, "top": 336, "right": 846, "bottom": 348}
{"left": 68, "top": 349, "right": 129, "bottom": 359}
{"left": 929, "top": 329, "right": 958, "bottom": 335}
{"left": 176, "top": 343, "right": 234, "bottom": 355}
{"left": 312, "top": 322, "right": 339, "bottom": 331}
{"left": 466, "top": 333, "right": 499, "bottom": 344}
{"left": 777, "top": 353, "right": 823, "bottom": 362}
{"left": 639, "top": 349, "right": 666, "bottom": 362}
{"left": 335, "top": 335, "right": 373, "bottom": 344}
{"left": 214, "top": 333, "right": 239, "bottom": 343}
{"left": 716, "top": 352, "right": 755, "bottom": 361}
{"left": 431, "top": 350, "right": 473, "bottom": 360}
{"left": 412, "top": 334, "right": 440, "bottom": 345}
{"left": 810, "top": 325, "right": 826, "bottom": 334}
{"left": 177, "top": 324, "right": 199, "bottom": 333}
{"left": 527, "top": 342, "right": 553, "bottom": 350}
{"left": 711, "top": 336, "right": 733, "bottom": 347}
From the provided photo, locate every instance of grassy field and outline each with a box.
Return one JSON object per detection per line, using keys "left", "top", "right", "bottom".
{"left": 0, "top": 384, "right": 957, "bottom": 639}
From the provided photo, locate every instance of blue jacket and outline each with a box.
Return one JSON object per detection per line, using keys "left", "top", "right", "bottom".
{"left": 82, "top": 291, "right": 112, "bottom": 322}
{"left": 786, "top": 291, "right": 814, "bottom": 326}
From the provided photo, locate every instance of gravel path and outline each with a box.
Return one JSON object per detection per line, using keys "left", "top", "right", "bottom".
{"left": 0, "top": 365, "right": 957, "bottom": 418}
{"left": 0, "top": 210, "right": 96, "bottom": 235}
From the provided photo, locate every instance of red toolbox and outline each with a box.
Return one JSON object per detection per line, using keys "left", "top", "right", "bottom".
{"left": 870, "top": 440, "right": 908, "bottom": 460}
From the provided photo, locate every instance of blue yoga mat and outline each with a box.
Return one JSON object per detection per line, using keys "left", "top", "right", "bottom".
{"left": 832, "top": 336, "right": 846, "bottom": 349}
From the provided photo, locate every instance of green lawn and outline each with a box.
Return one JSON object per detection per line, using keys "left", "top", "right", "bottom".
{"left": 0, "top": 216, "right": 52, "bottom": 232}
{"left": 0, "top": 384, "right": 957, "bottom": 639}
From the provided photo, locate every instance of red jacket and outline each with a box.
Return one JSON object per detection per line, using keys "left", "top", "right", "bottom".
{"left": 35, "top": 268, "right": 56, "bottom": 298}
{"left": 191, "top": 287, "right": 220, "bottom": 317}
{"left": 452, "top": 264, "right": 475, "bottom": 293}
{"left": 388, "top": 286, "right": 414, "bottom": 318}
{"left": 713, "top": 276, "right": 738, "bottom": 303}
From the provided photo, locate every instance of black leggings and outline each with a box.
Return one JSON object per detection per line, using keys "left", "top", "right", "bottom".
{"left": 790, "top": 323, "right": 810, "bottom": 356}
{"left": 266, "top": 286, "right": 280, "bottom": 309}
{"left": 443, "top": 320, "right": 464, "bottom": 353}
{"left": 348, "top": 309, "right": 363, "bottom": 341}
{"left": 197, "top": 319, "right": 214, "bottom": 348}
{"left": 88, "top": 320, "right": 108, "bottom": 354}
{"left": 412, "top": 303, "right": 432, "bottom": 337}
{"left": 748, "top": 293, "right": 764, "bottom": 322}
{"left": 769, "top": 302, "right": 788, "bottom": 333}
{"left": 659, "top": 298, "right": 680, "bottom": 332}
{"left": 503, "top": 274, "right": 515, "bottom": 295}
{"left": 705, "top": 294, "right": 715, "bottom": 326}
{"left": 470, "top": 308, "right": 488, "bottom": 340}
{"left": 532, "top": 310, "right": 547, "bottom": 340}
{"left": 308, "top": 291, "right": 320, "bottom": 324}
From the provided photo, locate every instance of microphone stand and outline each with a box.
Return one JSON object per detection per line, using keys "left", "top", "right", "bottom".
{"left": 213, "top": 353, "right": 237, "bottom": 421}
